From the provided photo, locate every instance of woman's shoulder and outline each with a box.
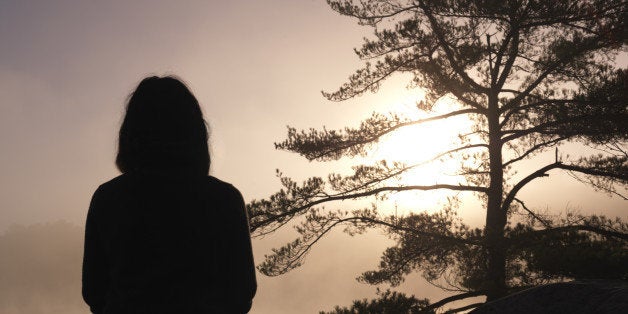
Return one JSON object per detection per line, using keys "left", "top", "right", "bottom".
{"left": 96, "top": 174, "right": 132, "bottom": 192}
{"left": 204, "top": 177, "right": 247, "bottom": 221}
{"left": 205, "top": 176, "right": 243, "bottom": 198}
{"left": 93, "top": 174, "right": 243, "bottom": 200}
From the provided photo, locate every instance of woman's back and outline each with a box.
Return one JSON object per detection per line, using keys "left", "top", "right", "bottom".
{"left": 83, "top": 76, "right": 256, "bottom": 313}
{"left": 83, "top": 174, "right": 256, "bottom": 313}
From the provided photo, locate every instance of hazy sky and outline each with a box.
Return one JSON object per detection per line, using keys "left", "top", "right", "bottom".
{"left": 1, "top": 1, "right": 625, "bottom": 313}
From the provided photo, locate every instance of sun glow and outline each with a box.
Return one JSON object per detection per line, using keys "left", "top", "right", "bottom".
{"left": 366, "top": 95, "right": 477, "bottom": 213}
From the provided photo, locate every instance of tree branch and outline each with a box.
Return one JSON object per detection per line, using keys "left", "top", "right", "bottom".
{"left": 495, "top": 29, "right": 520, "bottom": 89}
{"left": 350, "top": 216, "right": 482, "bottom": 245}
{"left": 329, "top": 2, "right": 420, "bottom": 25}
{"left": 490, "top": 29, "right": 513, "bottom": 84}
{"left": 324, "top": 57, "right": 411, "bottom": 102}
{"left": 444, "top": 302, "right": 484, "bottom": 313}
{"left": 420, "top": 290, "right": 487, "bottom": 313}
{"left": 517, "top": 225, "right": 628, "bottom": 241}
{"left": 513, "top": 198, "right": 552, "bottom": 228}
{"left": 501, "top": 162, "right": 628, "bottom": 213}
{"left": 500, "top": 113, "right": 613, "bottom": 143}
{"left": 419, "top": 1, "right": 489, "bottom": 93}
{"left": 428, "top": 65, "right": 487, "bottom": 110}
{"left": 258, "top": 214, "right": 482, "bottom": 276}
{"left": 499, "top": 99, "right": 583, "bottom": 128}
{"left": 280, "top": 108, "right": 484, "bottom": 161}
{"left": 558, "top": 163, "right": 628, "bottom": 181}
{"left": 499, "top": 30, "right": 617, "bottom": 114}
{"left": 252, "top": 183, "right": 488, "bottom": 234}
{"left": 502, "top": 136, "right": 568, "bottom": 168}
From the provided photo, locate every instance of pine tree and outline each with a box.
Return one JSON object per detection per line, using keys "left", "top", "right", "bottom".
{"left": 248, "top": 0, "right": 627, "bottom": 311}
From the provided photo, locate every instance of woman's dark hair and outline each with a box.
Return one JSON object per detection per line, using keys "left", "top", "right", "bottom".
{"left": 116, "top": 76, "right": 210, "bottom": 176}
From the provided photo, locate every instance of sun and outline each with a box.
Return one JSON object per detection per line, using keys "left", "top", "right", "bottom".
{"left": 365, "top": 95, "right": 476, "bottom": 212}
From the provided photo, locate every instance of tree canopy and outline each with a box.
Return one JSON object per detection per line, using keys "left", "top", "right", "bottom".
{"left": 248, "top": 0, "right": 627, "bottom": 312}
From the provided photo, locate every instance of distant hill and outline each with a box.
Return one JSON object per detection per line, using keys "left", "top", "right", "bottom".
{"left": 0, "top": 221, "right": 88, "bottom": 314}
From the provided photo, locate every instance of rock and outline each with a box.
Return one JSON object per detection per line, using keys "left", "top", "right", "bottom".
{"left": 470, "top": 280, "right": 628, "bottom": 314}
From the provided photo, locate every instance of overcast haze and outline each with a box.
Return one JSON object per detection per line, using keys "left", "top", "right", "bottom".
{"left": 1, "top": 1, "right": 625, "bottom": 313}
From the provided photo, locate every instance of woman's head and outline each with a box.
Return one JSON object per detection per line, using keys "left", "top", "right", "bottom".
{"left": 116, "top": 76, "right": 210, "bottom": 176}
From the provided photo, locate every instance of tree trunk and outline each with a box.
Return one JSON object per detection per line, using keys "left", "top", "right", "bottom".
{"left": 485, "top": 93, "right": 507, "bottom": 301}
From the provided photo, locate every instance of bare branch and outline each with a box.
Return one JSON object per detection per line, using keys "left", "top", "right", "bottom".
{"left": 444, "top": 302, "right": 485, "bottom": 313}
{"left": 502, "top": 162, "right": 628, "bottom": 213}
{"left": 566, "top": 171, "right": 628, "bottom": 200}
{"left": 513, "top": 198, "right": 552, "bottom": 228}
{"left": 420, "top": 290, "right": 487, "bottom": 313}
{"left": 502, "top": 136, "right": 568, "bottom": 168}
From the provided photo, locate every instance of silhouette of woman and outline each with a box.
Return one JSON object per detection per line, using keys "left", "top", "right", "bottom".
{"left": 82, "top": 76, "right": 257, "bottom": 314}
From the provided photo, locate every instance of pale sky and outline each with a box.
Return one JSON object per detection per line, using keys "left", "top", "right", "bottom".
{"left": 1, "top": 1, "right": 625, "bottom": 313}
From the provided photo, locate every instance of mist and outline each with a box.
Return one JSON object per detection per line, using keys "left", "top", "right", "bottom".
{"left": 1, "top": 1, "right": 626, "bottom": 313}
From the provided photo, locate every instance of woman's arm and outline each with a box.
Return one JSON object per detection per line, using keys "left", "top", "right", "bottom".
{"left": 227, "top": 186, "right": 257, "bottom": 313}
{"left": 82, "top": 187, "right": 110, "bottom": 314}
